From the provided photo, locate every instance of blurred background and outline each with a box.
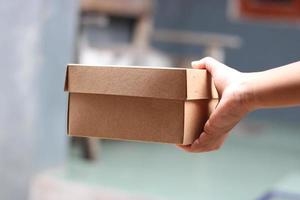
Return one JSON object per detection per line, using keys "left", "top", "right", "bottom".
{"left": 1, "top": 0, "right": 300, "bottom": 199}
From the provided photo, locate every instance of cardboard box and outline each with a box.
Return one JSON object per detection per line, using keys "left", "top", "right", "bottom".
{"left": 64, "top": 65, "right": 218, "bottom": 145}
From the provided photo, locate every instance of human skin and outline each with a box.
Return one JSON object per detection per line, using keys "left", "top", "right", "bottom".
{"left": 178, "top": 57, "right": 300, "bottom": 153}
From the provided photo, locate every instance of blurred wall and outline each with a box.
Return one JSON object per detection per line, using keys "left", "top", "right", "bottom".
{"left": 0, "top": 0, "right": 78, "bottom": 199}
{"left": 153, "top": 0, "right": 300, "bottom": 122}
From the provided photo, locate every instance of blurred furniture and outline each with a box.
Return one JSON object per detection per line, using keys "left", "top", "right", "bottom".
{"left": 153, "top": 29, "right": 242, "bottom": 62}
{"left": 81, "top": 0, "right": 152, "bottom": 17}
{"left": 81, "top": 0, "right": 153, "bottom": 50}
{"left": 74, "top": 0, "right": 156, "bottom": 161}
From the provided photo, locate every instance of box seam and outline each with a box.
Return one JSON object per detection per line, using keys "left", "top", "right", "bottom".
{"left": 66, "top": 92, "right": 190, "bottom": 101}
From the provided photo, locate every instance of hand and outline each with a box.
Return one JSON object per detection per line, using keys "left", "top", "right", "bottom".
{"left": 178, "top": 57, "right": 254, "bottom": 153}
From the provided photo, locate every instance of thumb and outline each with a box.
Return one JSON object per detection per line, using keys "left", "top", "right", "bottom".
{"left": 191, "top": 57, "right": 228, "bottom": 78}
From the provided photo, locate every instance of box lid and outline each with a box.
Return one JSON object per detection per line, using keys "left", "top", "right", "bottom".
{"left": 64, "top": 64, "right": 218, "bottom": 100}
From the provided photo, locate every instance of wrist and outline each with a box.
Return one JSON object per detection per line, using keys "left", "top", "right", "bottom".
{"left": 238, "top": 72, "right": 258, "bottom": 112}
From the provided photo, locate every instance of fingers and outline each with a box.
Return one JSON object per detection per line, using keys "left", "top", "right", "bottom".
{"left": 191, "top": 57, "right": 236, "bottom": 79}
{"left": 178, "top": 118, "right": 229, "bottom": 153}
{"left": 177, "top": 133, "right": 228, "bottom": 153}
{"left": 192, "top": 132, "right": 228, "bottom": 152}
{"left": 179, "top": 57, "right": 244, "bottom": 153}
{"left": 176, "top": 144, "right": 193, "bottom": 152}
{"left": 191, "top": 57, "right": 222, "bottom": 76}
{"left": 177, "top": 95, "right": 243, "bottom": 153}
{"left": 178, "top": 117, "right": 230, "bottom": 153}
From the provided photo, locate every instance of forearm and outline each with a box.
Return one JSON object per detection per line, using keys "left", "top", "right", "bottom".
{"left": 246, "top": 61, "right": 300, "bottom": 109}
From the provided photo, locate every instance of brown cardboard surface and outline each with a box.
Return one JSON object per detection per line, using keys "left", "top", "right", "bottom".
{"left": 69, "top": 93, "right": 185, "bottom": 143}
{"left": 65, "top": 64, "right": 219, "bottom": 144}
{"left": 65, "top": 64, "right": 218, "bottom": 100}
{"left": 183, "top": 99, "right": 218, "bottom": 144}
